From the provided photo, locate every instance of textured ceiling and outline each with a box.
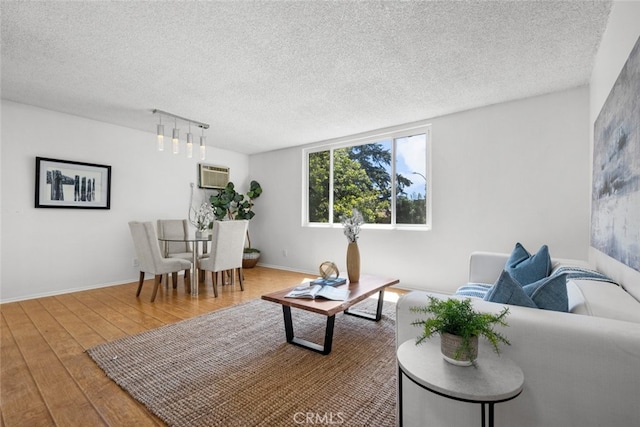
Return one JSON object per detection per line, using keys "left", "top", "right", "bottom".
{"left": 1, "top": 1, "right": 611, "bottom": 154}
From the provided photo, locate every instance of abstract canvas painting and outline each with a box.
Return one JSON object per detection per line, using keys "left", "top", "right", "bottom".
{"left": 592, "top": 36, "right": 640, "bottom": 272}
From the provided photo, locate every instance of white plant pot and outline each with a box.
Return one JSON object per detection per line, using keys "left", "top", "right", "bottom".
{"left": 440, "top": 333, "right": 478, "bottom": 366}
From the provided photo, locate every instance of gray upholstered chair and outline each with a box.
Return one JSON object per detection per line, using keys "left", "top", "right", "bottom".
{"left": 157, "top": 219, "right": 193, "bottom": 259}
{"left": 129, "top": 221, "right": 192, "bottom": 302}
{"left": 198, "top": 220, "right": 248, "bottom": 297}
{"left": 157, "top": 219, "right": 195, "bottom": 285}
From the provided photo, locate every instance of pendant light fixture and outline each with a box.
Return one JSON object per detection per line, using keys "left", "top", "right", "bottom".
{"left": 186, "top": 122, "right": 193, "bottom": 159}
{"left": 200, "top": 129, "right": 206, "bottom": 160}
{"left": 172, "top": 118, "right": 180, "bottom": 154}
{"left": 156, "top": 114, "right": 164, "bottom": 151}
{"left": 152, "top": 109, "right": 209, "bottom": 159}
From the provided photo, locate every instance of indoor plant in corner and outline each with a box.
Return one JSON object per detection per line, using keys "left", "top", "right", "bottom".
{"left": 411, "top": 296, "right": 510, "bottom": 366}
{"left": 209, "top": 180, "right": 263, "bottom": 268}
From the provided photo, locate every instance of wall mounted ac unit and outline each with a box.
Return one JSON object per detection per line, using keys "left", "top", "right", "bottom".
{"left": 198, "top": 164, "right": 229, "bottom": 189}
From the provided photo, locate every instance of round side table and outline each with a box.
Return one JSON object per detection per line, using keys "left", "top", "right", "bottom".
{"left": 397, "top": 339, "right": 524, "bottom": 427}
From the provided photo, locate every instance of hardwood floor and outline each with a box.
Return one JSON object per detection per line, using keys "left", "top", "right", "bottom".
{"left": 0, "top": 267, "right": 405, "bottom": 426}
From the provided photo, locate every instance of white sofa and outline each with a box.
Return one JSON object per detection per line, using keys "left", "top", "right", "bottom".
{"left": 396, "top": 251, "right": 640, "bottom": 427}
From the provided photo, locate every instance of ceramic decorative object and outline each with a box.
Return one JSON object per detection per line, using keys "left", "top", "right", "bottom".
{"left": 346, "top": 242, "right": 360, "bottom": 283}
{"left": 440, "top": 333, "right": 478, "bottom": 366}
{"left": 319, "top": 261, "right": 339, "bottom": 279}
{"left": 341, "top": 208, "right": 364, "bottom": 283}
{"left": 195, "top": 228, "right": 211, "bottom": 239}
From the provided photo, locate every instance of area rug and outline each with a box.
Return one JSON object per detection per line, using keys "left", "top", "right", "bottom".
{"left": 87, "top": 297, "right": 397, "bottom": 426}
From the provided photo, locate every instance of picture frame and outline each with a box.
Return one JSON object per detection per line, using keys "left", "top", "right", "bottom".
{"left": 35, "top": 157, "right": 112, "bottom": 209}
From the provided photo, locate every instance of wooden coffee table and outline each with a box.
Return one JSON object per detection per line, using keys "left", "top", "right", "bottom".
{"left": 261, "top": 274, "right": 399, "bottom": 355}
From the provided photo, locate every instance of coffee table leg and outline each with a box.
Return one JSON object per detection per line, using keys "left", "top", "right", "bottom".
{"left": 323, "top": 315, "right": 335, "bottom": 353}
{"left": 344, "top": 290, "right": 385, "bottom": 321}
{"left": 282, "top": 305, "right": 335, "bottom": 355}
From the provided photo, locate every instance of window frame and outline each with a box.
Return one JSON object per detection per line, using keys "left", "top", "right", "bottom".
{"left": 302, "top": 123, "right": 432, "bottom": 231}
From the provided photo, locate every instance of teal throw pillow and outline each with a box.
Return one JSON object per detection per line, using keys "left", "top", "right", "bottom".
{"left": 484, "top": 270, "right": 537, "bottom": 308}
{"left": 506, "top": 242, "right": 530, "bottom": 265}
{"left": 505, "top": 243, "right": 552, "bottom": 285}
{"left": 523, "top": 273, "right": 569, "bottom": 312}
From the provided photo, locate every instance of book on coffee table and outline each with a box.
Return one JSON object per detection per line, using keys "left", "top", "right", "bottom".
{"left": 310, "top": 277, "right": 347, "bottom": 287}
{"left": 285, "top": 283, "right": 350, "bottom": 301}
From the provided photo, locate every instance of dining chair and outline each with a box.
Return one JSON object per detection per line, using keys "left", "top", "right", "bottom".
{"left": 157, "top": 219, "right": 195, "bottom": 286}
{"left": 129, "top": 221, "right": 192, "bottom": 302}
{"left": 198, "top": 220, "right": 249, "bottom": 297}
{"left": 157, "top": 219, "right": 193, "bottom": 259}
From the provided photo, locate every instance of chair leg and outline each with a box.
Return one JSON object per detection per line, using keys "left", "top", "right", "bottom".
{"left": 151, "top": 275, "right": 162, "bottom": 302}
{"left": 219, "top": 270, "right": 225, "bottom": 285}
{"left": 184, "top": 269, "right": 191, "bottom": 294}
{"left": 136, "top": 271, "right": 145, "bottom": 296}
{"left": 172, "top": 272, "right": 178, "bottom": 289}
{"left": 211, "top": 272, "right": 219, "bottom": 297}
{"left": 238, "top": 268, "right": 244, "bottom": 291}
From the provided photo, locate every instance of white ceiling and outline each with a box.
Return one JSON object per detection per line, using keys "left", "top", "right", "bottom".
{"left": 1, "top": 1, "right": 611, "bottom": 155}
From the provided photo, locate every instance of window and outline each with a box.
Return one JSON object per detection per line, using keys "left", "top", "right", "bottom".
{"left": 305, "top": 125, "right": 431, "bottom": 229}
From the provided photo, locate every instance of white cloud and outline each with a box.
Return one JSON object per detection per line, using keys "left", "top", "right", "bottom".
{"left": 396, "top": 134, "right": 426, "bottom": 175}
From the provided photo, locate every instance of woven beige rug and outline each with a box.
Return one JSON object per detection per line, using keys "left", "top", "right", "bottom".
{"left": 87, "top": 298, "right": 397, "bottom": 426}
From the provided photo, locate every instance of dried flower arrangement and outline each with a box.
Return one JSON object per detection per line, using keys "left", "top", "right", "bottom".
{"left": 341, "top": 208, "right": 364, "bottom": 243}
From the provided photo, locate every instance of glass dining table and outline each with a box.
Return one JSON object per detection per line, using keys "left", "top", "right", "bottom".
{"left": 157, "top": 232, "right": 212, "bottom": 296}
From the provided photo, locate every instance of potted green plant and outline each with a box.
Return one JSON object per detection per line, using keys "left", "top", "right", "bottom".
{"left": 209, "top": 180, "right": 263, "bottom": 268}
{"left": 411, "top": 296, "right": 510, "bottom": 366}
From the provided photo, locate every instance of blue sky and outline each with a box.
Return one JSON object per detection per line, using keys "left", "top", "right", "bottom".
{"left": 396, "top": 134, "right": 427, "bottom": 198}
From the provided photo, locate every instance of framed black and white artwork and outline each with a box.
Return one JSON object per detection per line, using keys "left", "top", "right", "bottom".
{"left": 35, "top": 157, "right": 112, "bottom": 209}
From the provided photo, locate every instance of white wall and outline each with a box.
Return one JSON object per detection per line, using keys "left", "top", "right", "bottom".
{"left": 249, "top": 87, "right": 591, "bottom": 293}
{"left": 0, "top": 101, "right": 249, "bottom": 302}
{"left": 589, "top": 1, "right": 640, "bottom": 294}
{"left": 1, "top": 68, "right": 607, "bottom": 300}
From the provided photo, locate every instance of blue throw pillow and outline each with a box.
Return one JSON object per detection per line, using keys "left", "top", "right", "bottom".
{"left": 505, "top": 243, "right": 552, "bottom": 285}
{"left": 484, "top": 270, "right": 537, "bottom": 308}
{"left": 506, "top": 242, "right": 531, "bottom": 266}
{"left": 523, "top": 273, "right": 569, "bottom": 312}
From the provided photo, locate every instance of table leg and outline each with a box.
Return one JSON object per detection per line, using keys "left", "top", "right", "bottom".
{"left": 190, "top": 243, "right": 198, "bottom": 297}
{"left": 344, "top": 290, "right": 385, "bottom": 321}
{"left": 282, "top": 305, "right": 335, "bottom": 355}
{"left": 283, "top": 305, "right": 294, "bottom": 342}
{"left": 481, "top": 403, "right": 495, "bottom": 427}
{"left": 488, "top": 403, "right": 494, "bottom": 427}
{"left": 398, "top": 367, "right": 404, "bottom": 427}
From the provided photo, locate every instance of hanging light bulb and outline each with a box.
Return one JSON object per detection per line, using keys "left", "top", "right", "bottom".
{"left": 186, "top": 122, "right": 193, "bottom": 158}
{"left": 200, "top": 129, "right": 206, "bottom": 161}
{"left": 172, "top": 118, "right": 179, "bottom": 154}
{"left": 156, "top": 115, "right": 164, "bottom": 151}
